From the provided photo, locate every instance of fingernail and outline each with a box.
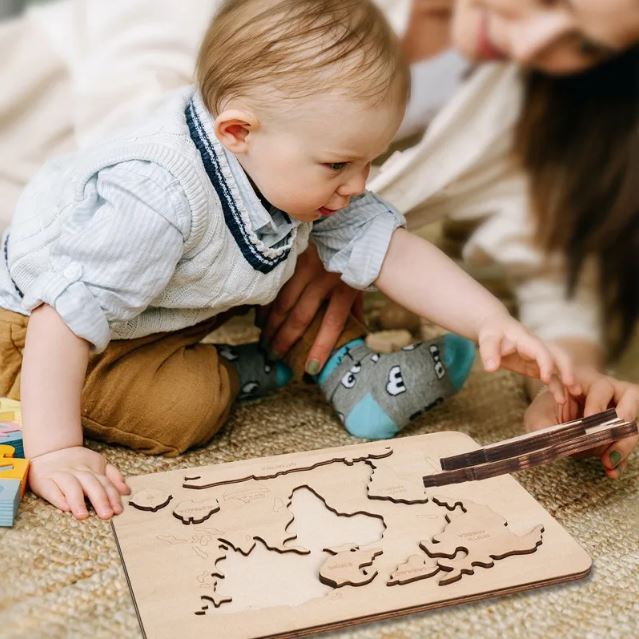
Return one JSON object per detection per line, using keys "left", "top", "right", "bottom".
{"left": 306, "top": 360, "right": 321, "bottom": 376}
{"left": 609, "top": 450, "right": 622, "bottom": 468}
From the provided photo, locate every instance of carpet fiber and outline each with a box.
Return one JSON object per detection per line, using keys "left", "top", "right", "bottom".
{"left": 1, "top": 318, "right": 637, "bottom": 639}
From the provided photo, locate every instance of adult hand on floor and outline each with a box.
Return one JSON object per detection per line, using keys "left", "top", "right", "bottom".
{"left": 524, "top": 368, "right": 639, "bottom": 479}
{"left": 257, "top": 243, "right": 363, "bottom": 374}
{"left": 28, "top": 446, "right": 130, "bottom": 520}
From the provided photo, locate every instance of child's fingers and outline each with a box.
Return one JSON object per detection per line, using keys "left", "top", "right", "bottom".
{"left": 478, "top": 333, "right": 502, "bottom": 371}
{"left": 547, "top": 374, "right": 567, "bottom": 405}
{"left": 75, "top": 471, "right": 114, "bottom": 520}
{"left": 38, "top": 478, "right": 70, "bottom": 513}
{"left": 516, "top": 333, "right": 555, "bottom": 384}
{"left": 547, "top": 343, "right": 577, "bottom": 390}
{"left": 105, "top": 463, "right": 130, "bottom": 495}
{"left": 500, "top": 336, "right": 516, "bottom": 356}
{"left": 53, "top": 473, "right": 89, "bottom": 520}
{"left": 96, "top": 475, "right": 125, "bottom": 515}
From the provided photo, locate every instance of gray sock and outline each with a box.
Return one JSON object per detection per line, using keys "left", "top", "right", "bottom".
{"left": 317, "top": 335, "right": 476, "bottom": 439}
{"left": 217, "top": 343, "right": 293, "bottom": 399}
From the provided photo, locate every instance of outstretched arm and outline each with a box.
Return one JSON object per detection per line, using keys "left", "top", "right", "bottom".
{"left": 375, "top": 228, "right": 576, "bottom": 398}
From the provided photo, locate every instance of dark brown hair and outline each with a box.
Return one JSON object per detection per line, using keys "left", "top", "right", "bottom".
{"left": 515, "top": 48, "right": 639, "bottom": 352}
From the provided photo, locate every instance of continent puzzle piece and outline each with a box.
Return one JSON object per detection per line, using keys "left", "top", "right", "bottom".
{"left": 111, "top": 432, "right": 592, "bottom": 639}
{"left": 421, "top": 500, "right": 544, "bottom": 586}
{"left": 319, "top": 544, "right": 383, "bottom": 588}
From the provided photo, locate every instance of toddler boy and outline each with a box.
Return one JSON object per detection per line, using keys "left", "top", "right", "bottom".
{"left": 0, "top": 0, "right": 572, "bottom": 520}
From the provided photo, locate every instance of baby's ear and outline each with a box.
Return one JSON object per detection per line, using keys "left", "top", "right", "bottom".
{"left": 214, "top": 109, "right": 258, "bottom": 153}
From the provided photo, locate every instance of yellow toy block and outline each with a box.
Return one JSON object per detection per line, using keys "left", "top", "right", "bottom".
{"left": 0, "top": 444, "right": 29, "bottom": 497}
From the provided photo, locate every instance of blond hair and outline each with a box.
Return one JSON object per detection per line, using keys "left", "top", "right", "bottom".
{"left": 197, "top": 0, "right": 410, "bottom": 115}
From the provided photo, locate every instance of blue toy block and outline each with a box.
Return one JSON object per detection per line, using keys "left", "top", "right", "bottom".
{"left": 0, "top": 478, "right": 20, "bottom": 527}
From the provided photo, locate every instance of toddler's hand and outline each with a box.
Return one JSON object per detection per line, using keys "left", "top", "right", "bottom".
{"left": 28, "top": 446, "right": 130, "bottom": 520}
{"left": 477, "top": 312, "right": 578, "bottom": 403}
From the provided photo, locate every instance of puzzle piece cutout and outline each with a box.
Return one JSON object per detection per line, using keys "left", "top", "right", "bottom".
{"left": 129, "top": 489, "right": 173, "bottom": 512}
{"left": 421, "top": 501, "right": 544, "bottom": 585}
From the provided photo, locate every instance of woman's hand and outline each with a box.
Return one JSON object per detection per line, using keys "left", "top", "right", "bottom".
{"left": 524, "top": 368, "right": 639, "bottom": 478}
{"left": 258, "top": 243, "right": 363, "bottom": 374}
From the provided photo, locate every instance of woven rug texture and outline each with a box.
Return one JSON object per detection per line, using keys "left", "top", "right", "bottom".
{"left": 1, "top": 317, "right": 637, "bottom": 639}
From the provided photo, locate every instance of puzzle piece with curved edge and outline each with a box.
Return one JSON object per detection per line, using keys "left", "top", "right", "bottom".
{"left": 367, "top": 446, "right": 431, "bottom": 504}
{"left": 129, "top": 489, "right": 173, "bottom": 512}
{"left": 387, "top": 554, "right": 440, "bottom": 586}
{"left": 421, "top": 501, "right": 544, "bottom": 586}
{"left": 173, "top": 498, "right": 220, "bottom": 525}
{"left": 319, "top": 544, "right": 383, "bottom": 588}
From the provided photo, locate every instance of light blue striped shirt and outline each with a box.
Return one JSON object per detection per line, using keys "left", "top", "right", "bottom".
{"left": 0, "top": 88, "right": 405, "bottom": 350}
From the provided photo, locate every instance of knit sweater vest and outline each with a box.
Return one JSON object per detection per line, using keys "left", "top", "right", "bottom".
{"left": 3, "top": 88, "right": 311, "bottom": 349}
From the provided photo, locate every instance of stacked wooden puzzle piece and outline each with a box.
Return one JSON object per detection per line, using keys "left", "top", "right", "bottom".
{"left": 0, "top": 398, "right": 28, "bottom": 527}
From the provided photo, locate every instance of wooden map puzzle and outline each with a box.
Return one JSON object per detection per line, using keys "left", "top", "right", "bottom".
{"left": 111, "top": 432, "right": 592, "bottom": 639}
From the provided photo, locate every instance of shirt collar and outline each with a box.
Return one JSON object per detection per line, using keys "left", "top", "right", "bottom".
{"left": 191, "top": 91, "right": 300, "bottom": 240}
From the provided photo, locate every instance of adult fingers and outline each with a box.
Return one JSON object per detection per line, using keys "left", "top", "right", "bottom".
{"left": 75, "top": 471, "right": 114, "bottom": 520}
{"left": 305, "top": 285, "right": 360, "bottom": 374}
{"left": 613, "top": 383, "right": 639, "bottom": 423}
{"left": 106, "top": 463, "right": 130, "bottom": 495}
{"left": 352, "top": 292, "right": 365, "bottom": 324}
{"left": 268, "top": 277, "right": 337, "bottom": 358}
{"left": 601, "top": 435, "right": 639, "bottom": 478}
{"left": 52, "top": 473, "right": 89, "bottom": 520}
{"left": 260, "top": 277, "right": 313, "bottom": 348}
{"left": 583, "top": 376, "right": 615, "bottom": 417}
{"left": 254, "top": 303, "right": 271, "bottom": 329}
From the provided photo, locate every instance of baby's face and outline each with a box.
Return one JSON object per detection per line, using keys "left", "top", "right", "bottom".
{"left": 237, "top": 94, "right": 404, "bottom": 223}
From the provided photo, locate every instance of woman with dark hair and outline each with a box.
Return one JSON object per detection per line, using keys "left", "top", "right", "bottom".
{"left": 262, "top": 0, "right": 639, "bottom": 477}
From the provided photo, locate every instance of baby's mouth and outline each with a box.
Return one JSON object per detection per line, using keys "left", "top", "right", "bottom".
{"left": 318, "top": 207, "right": 339, "bottom": 218}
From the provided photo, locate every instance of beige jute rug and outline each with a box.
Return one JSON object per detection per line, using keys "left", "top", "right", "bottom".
{"left": 1, "top": 317, "right": 637, "bottom": 639}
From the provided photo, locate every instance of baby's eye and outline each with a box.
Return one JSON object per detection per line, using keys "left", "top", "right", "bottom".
{"left": 325, "top": 162, "right": 348, "bottom": 172}
{"left": 577, "top": 36, "right": 611, "bottom": 58}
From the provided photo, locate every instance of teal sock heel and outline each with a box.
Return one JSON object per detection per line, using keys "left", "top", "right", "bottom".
{"left": 442, "top": 333, "right": 476, "bottom": 391}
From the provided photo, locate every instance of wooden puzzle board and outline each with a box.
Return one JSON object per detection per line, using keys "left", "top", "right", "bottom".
{"left": 111, "top": 432, "right": 591, "bottom": 639}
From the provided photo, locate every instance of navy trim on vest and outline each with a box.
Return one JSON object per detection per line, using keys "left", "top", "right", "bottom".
{"left": 3, "top": 234, "right": 23, "bottom": 300}
{"left": 185, "top": 99, "right": 292, "bottom": 274}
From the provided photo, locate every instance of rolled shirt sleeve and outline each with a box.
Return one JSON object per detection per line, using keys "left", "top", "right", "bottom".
{"left": 20, "top": 160, "right": 190, "bottom": 352}
{"left": 310, "top": 191, "right": 405, "bottom": 290}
